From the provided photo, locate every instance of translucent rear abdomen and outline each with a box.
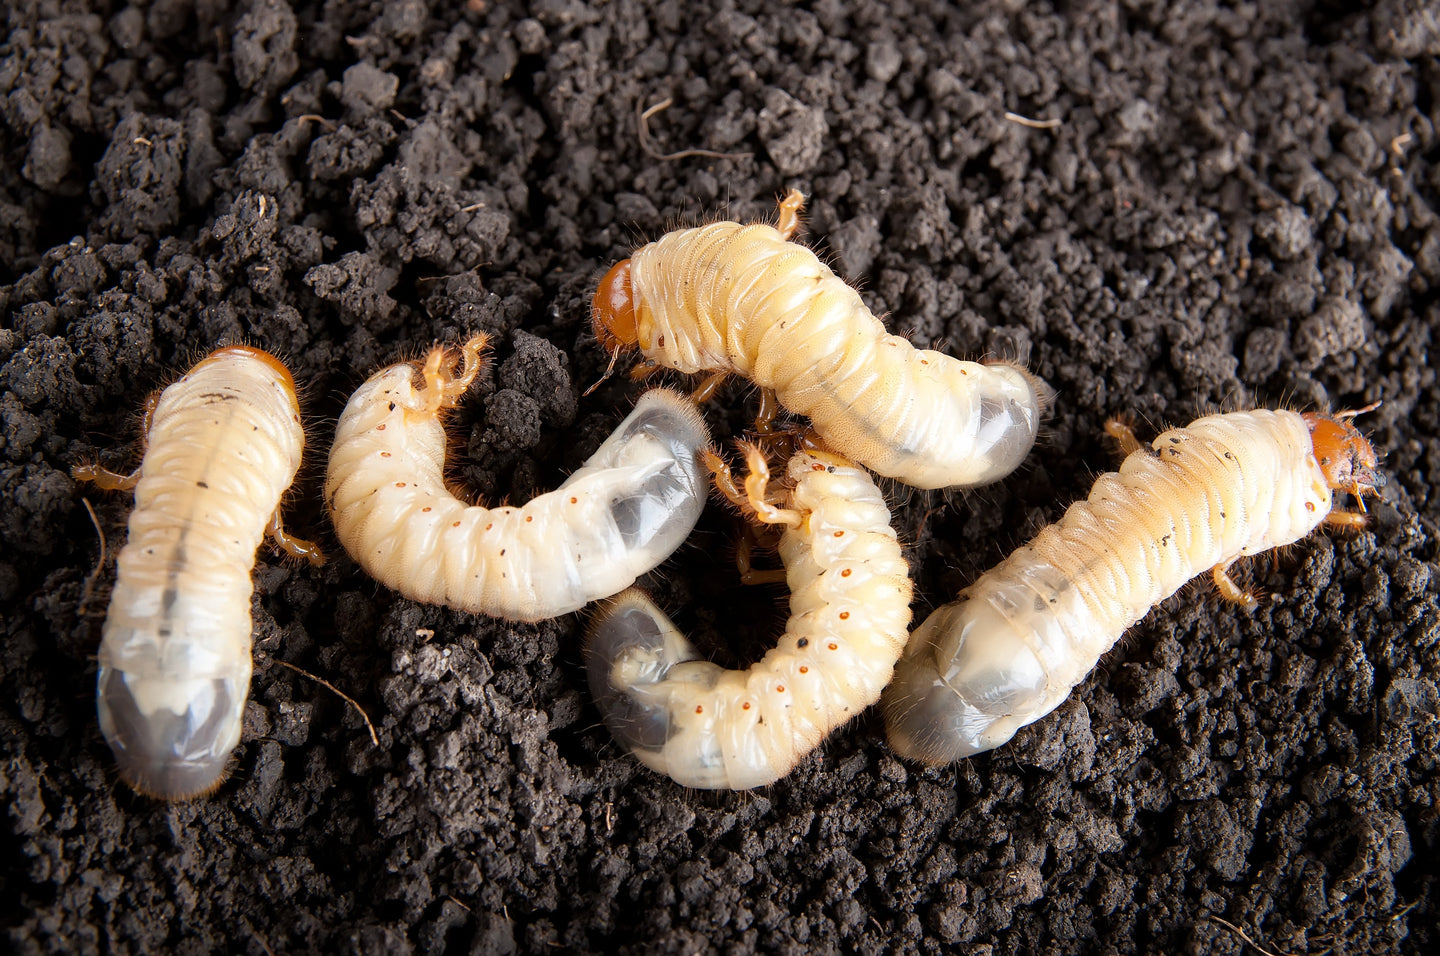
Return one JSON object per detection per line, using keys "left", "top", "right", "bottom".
{"left": 618, "top": 194, "right": 1047, "bottom": 490}
{"left": 884, "top": 410, "right": 1342, "bottom": 763}
{"left": 587, "top": 449, "right": 912, "bottom": 788}
{"left": 325, "top": 338, "right": 713, "bottom": 621}
{"left": 90, "top": 347, "right": 307, "bottom": 799}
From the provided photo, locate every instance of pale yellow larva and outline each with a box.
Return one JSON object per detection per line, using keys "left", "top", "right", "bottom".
{"left": 883, "top": 408, "right": 1383, "bottom": 764}
{"left": 592, "top": 191, "right": 1047, "bottom": 490}
{"left": 73, "top": 346, "right": 322, "bottom": 800}
{"left": 324, "top": 335, "right": 712, "bottom": 622}
{"left": 586, "top": 445, "right": 913, "bottom": 789}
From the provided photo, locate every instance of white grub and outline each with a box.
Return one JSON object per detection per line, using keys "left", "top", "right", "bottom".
{"left": 74, "top": 346, "right": 320, "bottom": 799}
{"left": 592, "top": 191, "right": 1048, "bottom": 489}
{"left": 587, "top": 445, "right": 912, "bottom": 789}
{"left": 884, "top": 408, "right": 1383, "bottom": 764}
{"left": 325, "top": 335, "right": 712, "bottom": 622}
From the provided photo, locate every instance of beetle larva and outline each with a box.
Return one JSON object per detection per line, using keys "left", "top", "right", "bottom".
{"left": 586, "top": 444, "right": 912, "bottom": 789}
{"left": 882, "top": 408, "right": 1383, "bottom": 764}
{"left": 324, "top": 335, "right": 712, "bottom": 622}
{"left": 591, "top": 190, "right": 1047, "bottom": 490}
{"left": 73, "top": 346, "right": 322, "bottom": 800}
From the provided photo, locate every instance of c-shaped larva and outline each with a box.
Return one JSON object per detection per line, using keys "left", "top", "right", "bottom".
{"left": 73, "top": 346, "right": 323, "bottom": 800}
{"left": 592, "top": 191, "right": 1047, "bottom": 490}
{"left": 586, "top": 444, "right": 913, "bottom": 789}
{"left": 324, "top": 335, "right": 712, "bottom": 622}
{"left": 882, "top": 408, "right": 1383, "bottom": 764}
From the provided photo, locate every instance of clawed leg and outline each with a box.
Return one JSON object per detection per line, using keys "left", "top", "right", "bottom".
{"left": 1211, "top": 561, "right": 1259, "bottom": 612}
{"left": 140, "top": 392, "right": 158, "bottom": 438}
{"left": 628, "top": 360, "right": 662, "bottom": 383}
{"left": 744, "top": 387, "right": 807, "bottom": 458}
{"left": 775, "top": 189, "right": 806, "bottom": 241}
{"left": 735, "top": 524, "right": 787, "bottom": 586}
{"left": 704, "top": 445, "right": 801, "bottom": 528}
{"left": 266, "top": 510, "right": 326, "bottom": 567}
{"left": 691, "top": 370, "right": 729, "bottom": 403}
{"left": 706, "top": 448, "right": 790, "bottom": 585}
{"left": 705, "top": 448, "right": 749, "bottom": 510}
{"left": 1104, "top": 416, "right": 1144, "bottom": 457}
{"left": 418, "top": 334, "right": 491, "bottom": 414}
{"left": 1325, "top": 509, "right": 1369, "bottom": 531}
{"left": 73, "top": 392, "right": 160, "bottom": 490}
{"left": 738, "top": 444, "right": 802, "bottom": 528}
{"left": 71, "top": 462, "right": 141, "bottom": 492}
{"left": 753, "top": 387, "right": 780, "bottom": 436}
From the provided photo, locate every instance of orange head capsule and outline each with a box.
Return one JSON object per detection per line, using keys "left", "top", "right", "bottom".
{"left": 204, "top": 346, "right": 300, "bottom": 415}
{"left": 206, "top": 346, "right": 297, "bottom": 393}
{"left": 593, "top": 259, "right": 639, "bottom": 353}
{"left": 1303, "top": 410, "right": 1383, "bottom": 503}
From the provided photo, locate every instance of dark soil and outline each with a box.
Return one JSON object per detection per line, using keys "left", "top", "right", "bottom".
{"left": 4, "top": 0, "right": 1438, "bottom": 952}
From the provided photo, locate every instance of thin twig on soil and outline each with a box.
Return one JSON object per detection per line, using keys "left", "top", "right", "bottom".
{"left": 274, "top": 660, "right": 380, "bottom": 747}
{"left": 638, "top": 97, "right": 753, "bottom": 162}
{"left": 1206, "top": 915, "right": 1297, "bottom": 956}
{"left": 79, "top": 498, "right": 106, "bottom": 618}
{"left": 1004, "top": 110, "right": 1062, "bottom": 129}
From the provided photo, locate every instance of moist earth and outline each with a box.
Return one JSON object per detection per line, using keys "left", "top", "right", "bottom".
{"left": 3, "top": 0, "right": 1438, "bottom": 953}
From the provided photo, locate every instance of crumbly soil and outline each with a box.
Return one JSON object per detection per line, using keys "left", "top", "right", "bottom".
{"left": 3, "top": 0, "right": 1438, "bottom": 953}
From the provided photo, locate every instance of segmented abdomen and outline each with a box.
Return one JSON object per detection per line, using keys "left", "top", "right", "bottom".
{"left": 325, "top": 365, "right": 711, "bottom": 622}
{"left": 98, "top": 347, "right": 305, "bottom": 799}
{"left": 588, "top": 450, "right": 913, "bottom": 789}
{"left": 883, "top": 410, "right": 1334, "bottom": 764}
{"left": 627, "top": 221, "right": 1042, "bottom": 489}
